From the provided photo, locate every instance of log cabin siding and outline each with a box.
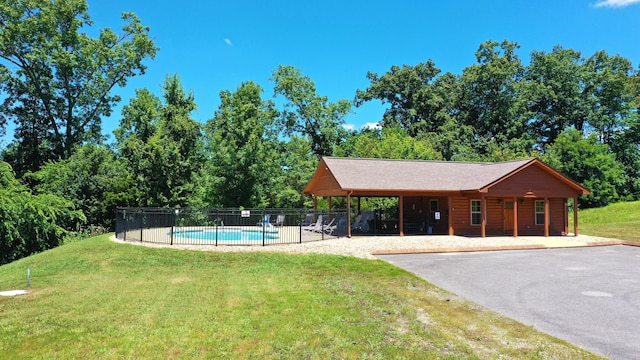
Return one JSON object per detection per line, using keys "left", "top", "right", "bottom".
{"left": 488, "top": 164, "right": 577, "bottom": 197}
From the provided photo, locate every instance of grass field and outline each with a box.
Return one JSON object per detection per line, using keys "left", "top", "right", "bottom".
{"left": 576, "top": 200, "right": 640, "bottom": 241}
{"left": 0, "top": 234, "right": 601, "bottom": 359}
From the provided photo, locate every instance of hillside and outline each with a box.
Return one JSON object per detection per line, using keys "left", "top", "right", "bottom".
{"left": 578, "top": 201, "right": 640, "bottom": 241}
{"left": 0, "top": 234, "right": 600, "bottom": 359}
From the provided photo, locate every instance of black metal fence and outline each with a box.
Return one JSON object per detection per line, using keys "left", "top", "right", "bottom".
{"left": 115, "top": 207, "right": 348, "bottom": 246}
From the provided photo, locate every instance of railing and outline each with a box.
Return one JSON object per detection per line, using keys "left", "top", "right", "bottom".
{"left": 115, "top": 208, "right": 348, "bottom": 246}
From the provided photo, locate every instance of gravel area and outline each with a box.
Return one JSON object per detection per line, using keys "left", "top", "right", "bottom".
{"left": 111, "top": 234, "right": 616, "bottom": 260}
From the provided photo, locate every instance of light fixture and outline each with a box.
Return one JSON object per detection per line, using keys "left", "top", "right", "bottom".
{"left": 497, "top": 199, "right": 503, "bottom": 205}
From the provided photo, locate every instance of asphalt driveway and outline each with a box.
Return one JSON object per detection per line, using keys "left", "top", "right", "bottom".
{"left": 377, "top": 245, "right": 640, "bottom": 360}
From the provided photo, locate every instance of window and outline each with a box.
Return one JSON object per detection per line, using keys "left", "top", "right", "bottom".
{"left": 430, "top": 199, "right": 439, "bottom": 224}
{"left": 471, "top": 200, "right": 482, "bottom": 225}
{"left": 535, "top": 200, "right": 545, "bottom": 225}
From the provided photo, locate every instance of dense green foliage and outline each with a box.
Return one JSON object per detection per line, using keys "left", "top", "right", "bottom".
{"left": 0, "top": 161, "right": 84, "bottom": 265}
{"left": 0, "top": 0, "right": 639, "bottom": 262}
{"left": 0, "top": 0, "right": 157, "bottom": 176}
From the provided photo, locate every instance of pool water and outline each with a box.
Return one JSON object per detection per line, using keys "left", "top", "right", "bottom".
{"left": 172, "top": 228, "right": 278, "bottom": 241}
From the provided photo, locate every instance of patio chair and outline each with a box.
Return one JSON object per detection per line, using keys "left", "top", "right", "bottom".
{"left": 257, "top": 214, "right": 272, "bottom": 227}
{"left": 302, "top": 215, "right": 324, "bottom": 232}
{"left": 274, "top": 214, "right": 285, "bottom": 227}
{"left": 322, "top": 218, "right": 339, "bottom": 235}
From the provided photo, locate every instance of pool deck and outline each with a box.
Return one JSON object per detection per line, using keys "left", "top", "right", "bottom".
{"left": 113, "top": 228, "right": 629, "bottom": 259}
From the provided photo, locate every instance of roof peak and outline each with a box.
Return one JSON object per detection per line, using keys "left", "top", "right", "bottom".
{"left": 323, "top": 156, "right": 536, "bottom": 165}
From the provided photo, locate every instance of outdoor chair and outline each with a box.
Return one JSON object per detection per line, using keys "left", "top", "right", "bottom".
{"left": 302, "top": 215, "right": 324, "bottom": 232}
{"left": 273, "top": 214, "right": 285, "bottom": 226}
{"left": 257, "top": 214, "right": 272, "bottom": 227}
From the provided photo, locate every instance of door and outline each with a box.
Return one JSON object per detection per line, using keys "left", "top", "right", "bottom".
{"left": 503, "top": 201, "right": 514, "bottom": 234}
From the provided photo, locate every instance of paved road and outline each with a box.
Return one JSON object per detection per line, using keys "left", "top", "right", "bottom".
{"left": 377, "top": 245, "right": 640, "bottom": 360}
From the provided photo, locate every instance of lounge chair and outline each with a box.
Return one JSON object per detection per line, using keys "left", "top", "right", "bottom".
{"left": 322, "top": 218, "right": 340, "bottom": 235}
{"left": 274, "top": 214, "right": 285, "bottom": 227}
{"left": 257, "top": 214, "right": 272, "bottom": 227}
{"left": 302, "top": 215, "right": 324, "bottom": 232}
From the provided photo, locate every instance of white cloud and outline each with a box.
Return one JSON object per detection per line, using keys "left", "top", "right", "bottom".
{"left": 594, "top": 0, "right": 640, "bottom": 7}
{"left": 342, "top": 124, "right": 356, "bottom": 131}
{"left": 224, "top": 38, "right": 233, "bottom": 46}
{"left": 363, "top": 122, "right": 382, "bottom": 130}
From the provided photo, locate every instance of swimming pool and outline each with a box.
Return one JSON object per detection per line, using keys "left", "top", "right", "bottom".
{"left": 172, "top": 228, "right": 279, "bottom": 241}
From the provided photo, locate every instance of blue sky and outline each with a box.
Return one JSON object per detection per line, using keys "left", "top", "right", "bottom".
{"left": 4, "top": 0, "right": 640, "bottom": 144}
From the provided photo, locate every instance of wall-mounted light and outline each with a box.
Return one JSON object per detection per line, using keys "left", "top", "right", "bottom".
{"left": 498, "top": 199, "right": 503, "bottom": 205}
{"left": 520, "top": 199, "right": 525, "bottom": 204}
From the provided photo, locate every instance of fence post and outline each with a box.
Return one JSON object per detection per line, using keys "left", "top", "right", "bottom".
{"left": 262, "top": 209, "right": 266, "bottom": 246}
{"left": 215, "top": 209, "right": 219, "bottom": 246}
{"left": 299, "top": 209, "right": 303, "bottom": 244}
{"left": 123, "top": 209, "right": 127, "bottom": 242}
{"left": 140, "top": 209, "right": 144, "bottom": 243}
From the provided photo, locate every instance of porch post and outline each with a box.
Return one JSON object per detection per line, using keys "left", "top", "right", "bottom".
{"left": 481, "top": 194, "right": 486, "bottom": 238}
{"left": 328, "top": 196, "right": 332, "bottom": 212}
{"left": 347, "top": 193, "right": 352, "bottom": 238}
{"left": 513, "top": 197, "right": 518, "bottom": 238}
{"left": 544, "top": 197, "right": 550, "bottom": 237}
{"left": 313, "top": 195, "right": 317, "bottom": 212}
{"left": 399, "top": 195, "right": 405, "bottom": 237}
{"left": 448, "top": 196, "right": 454, "bottom": 235}
{"left": 564, "top": 199, "right": 569, "bottom": 235}
{"left": 573, "top": 196, "right": 579, "bottom": 237}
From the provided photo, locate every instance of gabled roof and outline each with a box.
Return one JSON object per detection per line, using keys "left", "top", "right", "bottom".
{"left": 302, "top": 157, "right": 590, "bottom": 196}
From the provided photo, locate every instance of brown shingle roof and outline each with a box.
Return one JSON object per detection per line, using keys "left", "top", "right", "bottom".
{"left": 318, "top": 157, "right": 535, "bottom": 192}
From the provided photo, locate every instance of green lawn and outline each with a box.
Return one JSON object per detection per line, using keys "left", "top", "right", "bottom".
{"left": 0, "top": 234, "right": 601, "bottom": 359}
{"left": 576, "top": 200, "right": 640, "bottom": 241}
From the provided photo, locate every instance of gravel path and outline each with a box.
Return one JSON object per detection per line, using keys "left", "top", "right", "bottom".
{"left": 111, "top": 234, "right": 616, "bottom": 260}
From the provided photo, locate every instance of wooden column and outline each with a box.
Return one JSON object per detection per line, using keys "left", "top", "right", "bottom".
{"left": 399, "top": 195, "right": 405, "bottom": 237}
{"left": 347, "top": 193, "right": 352, "bottom": 238}
{"left": 328, "top": 196, "right": 332, "bottom": 212}
{"left": 573, "top": 196, "right": 579, "bottom": 237}
{"left": 564, "top": 199, "right": 569, "bottom": 235}
{"left": 481, "top": 194, "right": 486, "bottom": 238}
{"left": 448, "top": 196, "right": 454, "bottom": 236}
{"left": 513, "top": 197, "right": 518, "bottom": 238}
{"left": 313, "top": 195, "right": 318, "bottom": 213}
{"left": 544, "top": 197, "right": 550, "bottom": 237}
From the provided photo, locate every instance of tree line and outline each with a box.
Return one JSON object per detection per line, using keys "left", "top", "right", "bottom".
{"left": 0, "top": 0, "right": 638, "bottom": 263}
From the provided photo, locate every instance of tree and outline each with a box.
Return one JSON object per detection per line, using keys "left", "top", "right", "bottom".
{"left": 457, "top": 40, "right": 531, "bottom": 154}
{"left": 0, "top": 0, "right": 157, "bottom": 174}
{"left": 543, "top": 129, "right": 625, "bottom": 208}
{"left": 354, "top": 60, "right": 446, "bottom": 135}
{"left": 0, "top": 161, "right": 84, "bottom": 265}
{"left": 28, "top": 144, "right": 136, "bottom": 229}
{"left": 336, "top": 125, "right": 441, "bottom": 160}
{"left": 196, "top": 81, "right": 278, "bottom": 208}
{"left": 523, "top": 46, "right": 589, "bottom": 149}
{"left": 583, "top": 50, "right": 634, "bottom": 144}
{"left": 116, "top": 75, "right": 202, "bottom": 207}
{"left": 272, "top": 65, "right": 351, "bottom": 158}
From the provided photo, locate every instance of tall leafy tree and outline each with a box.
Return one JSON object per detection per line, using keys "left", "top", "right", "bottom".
{"left": 116, "top": 75, "right": 202, "bottom": 207}
{"left": 583, "top": 50, "right": 634, "bottom": 144}
{"left": 196, "top": 81, "right": 278, "bottom": 208}
{"left": 457, "top": 40, "right": 530, "bottom": 153}
{"left": 354, "top": 60, "right": 446, "bottom": 135}
{"left": 272, "top": 65, "right": 351, "bottom": 158}
{"left": 0, "top": 0, "right": 157, "bottom": 175}
{"left": 523, "top": 46, "right": 589, "bottom": 149}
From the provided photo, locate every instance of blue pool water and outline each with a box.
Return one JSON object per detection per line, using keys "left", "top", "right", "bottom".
{"left": 172, "top": 228, "right": 278, "bottom": 241}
